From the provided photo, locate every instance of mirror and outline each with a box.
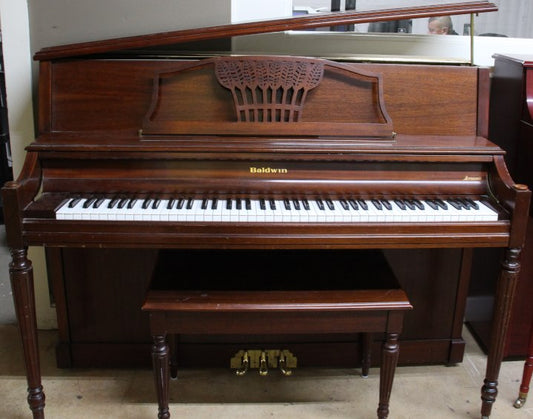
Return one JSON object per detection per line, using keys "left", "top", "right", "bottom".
{"left": 291, "top": 0, "right": 532, "bottom": 38}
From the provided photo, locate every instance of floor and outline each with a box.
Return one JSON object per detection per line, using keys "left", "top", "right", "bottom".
{"left": 0, "top": 323, "right": 530, "bottom": 419}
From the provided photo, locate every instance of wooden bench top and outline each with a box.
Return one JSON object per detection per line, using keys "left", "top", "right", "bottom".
{"left": 143, "top": 289, "right": 412, "bottom": 312}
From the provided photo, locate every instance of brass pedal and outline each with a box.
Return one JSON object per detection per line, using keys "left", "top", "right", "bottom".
{"left": 230, "top": 349, "right": 297, "bottom": 376}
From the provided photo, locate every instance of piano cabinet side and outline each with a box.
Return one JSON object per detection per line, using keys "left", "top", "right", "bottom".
{"left": 489, "top": 155, "right": 531, "bottom": 249}
{"left": 479, "top": 154, "right": 531, "bottom": 417}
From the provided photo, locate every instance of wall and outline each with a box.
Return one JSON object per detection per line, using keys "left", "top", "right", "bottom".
{"left": 0, "top": 0, "right": 55, "bottom": 328}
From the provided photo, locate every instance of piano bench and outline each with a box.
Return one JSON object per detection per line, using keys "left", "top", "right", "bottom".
{"left": 142, "top": 250, "right": 412, "bottom": 419}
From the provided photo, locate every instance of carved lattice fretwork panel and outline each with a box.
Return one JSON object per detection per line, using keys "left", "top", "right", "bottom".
{"left": 141, "top": 55, "right": 394, "bottom": 138}
{"left": 214, "top": 58, "right": 324, "bottom": 123}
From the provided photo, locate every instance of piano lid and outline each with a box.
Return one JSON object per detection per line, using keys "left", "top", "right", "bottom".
{"left": 34, "top": 1, "right": 497, "bottom": 61}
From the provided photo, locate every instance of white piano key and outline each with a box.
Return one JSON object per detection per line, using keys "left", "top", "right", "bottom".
{"left": 55, "top": 196, "right": 499, "bottom": 223}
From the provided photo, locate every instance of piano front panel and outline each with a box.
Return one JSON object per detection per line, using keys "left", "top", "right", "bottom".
{"left": 43, "top": 59, "right": 480, "bottom": 137}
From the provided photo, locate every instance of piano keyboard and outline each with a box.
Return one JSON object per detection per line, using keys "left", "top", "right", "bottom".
{"left": 56, "top": 196, "right": 499, "bottom": 223}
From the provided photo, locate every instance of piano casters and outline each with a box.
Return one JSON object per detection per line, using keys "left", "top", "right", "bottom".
{"left": 514, "top": 319, "right": 533, "bottom": 408}
{"left": 481, "top": 247, "right": 522, "bottom": 418}
{"left": 9, "top": 248, "right": 45, "bottom": 419}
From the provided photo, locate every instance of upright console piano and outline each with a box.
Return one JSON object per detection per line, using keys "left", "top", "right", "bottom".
{"left": 3, "top": 3, "right": 530, "bottom": 418}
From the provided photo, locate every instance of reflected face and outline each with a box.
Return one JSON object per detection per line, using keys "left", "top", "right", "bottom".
{"left": 428, "top": 21, "right": 449, "bottom": 34}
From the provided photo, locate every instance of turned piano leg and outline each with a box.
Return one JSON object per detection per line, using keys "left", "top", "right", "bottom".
{"left": 514, "top": 319, "right": 533, "bottom": 408}
{"left": 152, "top": 335, "right": 170, "bottom": 419}
{"left": 377, "top": 332, "right": 399, "bottom": 419}
{"left": 9, "top": 248, "right": 45, "bottom": 418}
{"left": 481, "top": 247, "right": 521, "bottom": 418}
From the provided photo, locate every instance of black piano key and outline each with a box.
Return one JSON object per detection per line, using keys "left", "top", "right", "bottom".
{"left": 325, "top": 199, "right": 334, "bottom": 210}
{"left": 403, "top": 200, "right": 416, "bottom": 210}
{"left": 292, "top": 199, "right": 301, "bottom": 210}
{"left": 433, "top": 199, "right": 448, "bottom": 210}
{"left": 245, "top": 198, "right": 251, "bottom": 210}
{"left": 259, "top": 199, "right": 266, "bottom": 210}
{"left": 348, "top": 199, "right": 359, "bottom": 210}
{"left": 316, "top": 198, "right": 325, "bottom": 210}
{"left": 459, "top": 197, "right": 477, "bottom": 209}
{"left": 302, "top": 199, "right": 310, "bottom": 210}
{"left": 83, "top": 197, "right": 97, "bottom": 208}
{"left": 447, "top": 199, "right": 463, "bottom": 210}
{"left": 380, "top": 199, "right": 392, "bottom": 210}
{"left": 394, "top": 199, "right": 406, "bottom": 210}
{"left": 152, "top": 199, "right": 161, "bottom": 209}
{"left": 118, "top": 198, "right": 129, "bottom": 209}
{"left": 283, "top": 199, "right": 291, "bottom": 210}
{"left": 142, "top": 198, "right": 153, "bottom": 209}
{"left": 410, "top": 199, "right": 425, "bottom": 210}
{"left": 269, "top": 199, "right": 276, "bottom": 210}
{"left": 236, "top": 198, "right": 242, "bottom": 210}
{"left": 108, "top": 197, "right": 120, "bottom": 209}
{"left": 93, "top": 198, "right": 105, "bottom": 208}
{"left": 425, "top": 200, "right": 439, "bottom": 210}
{"left": 167, "top": 199, "right": 175, "bottom": 209}
{"left": 186, "top": 198, "right": 194, "bottom": 209}
{"left": 68, "top": 197, "right": 82, "bottom": 208}
{"left": 357, "top": 199, "right": 368, "bottom": 210}
{"left": 460, "top": 199, "right": 472, "bottom": 210}
{"left": 176, "top": 198, "right": 185, "bottom": 209}
{"left": 201, "top": 199, "right": 209, "bottom": 210}
{"left": 226, "top": 199, "right": 232, "bottom": 210}
{"left": 126, "top": 199, "right": 137, "bottom": 209}
{"left": 464, "top": 198, "right": 479, "bottom": 209}
{"left": 339, "top": 199, "right": 349, "bottom": 210}
{"left": 211, "top": 199, "right": 218, "bottom": 210}
{"left": 371, "top": 199, "right": 382, "bottom": 210}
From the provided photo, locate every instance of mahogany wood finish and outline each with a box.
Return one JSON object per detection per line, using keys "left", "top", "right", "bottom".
{"left": 143, "top": 250, "right": 412, "bottom": 419}
{"left": 468, "top": 54, "right": 533, "bottom": 358}
{"left": 33, "top": 2, "right": 497, "bottom": 62}
{"left": 49, "top": 247, "right": 470, "bottom": 369}
{"left": 481, "top": 52, "right": 533, "bottom": 413}
{"left": 2, "top": 4, "right": 530, "bottom": 419}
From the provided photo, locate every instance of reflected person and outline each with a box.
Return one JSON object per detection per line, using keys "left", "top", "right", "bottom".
{"left": 428, "top": 16, "right": 458, "bottom": 35}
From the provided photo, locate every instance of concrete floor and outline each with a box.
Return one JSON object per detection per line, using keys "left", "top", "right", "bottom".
{"left": 0, "top": 324, "right": 531, "bottom": 419}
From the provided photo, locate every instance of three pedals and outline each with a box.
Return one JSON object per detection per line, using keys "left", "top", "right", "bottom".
{"left": 230, "top": 349, "right": 297, "bottom": 376}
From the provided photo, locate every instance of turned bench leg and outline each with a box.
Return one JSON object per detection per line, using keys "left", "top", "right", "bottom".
{"left": 168, "top": 334, "right": 179, "bottom": 380}
{"left": 152, "top": 335, "right": 170, "bottom": 419}
{"left": 361, "top": 333, "right": 373, "bottom": 378}
{"left": 377, "top": 333, "right": 400, "bottom": 419}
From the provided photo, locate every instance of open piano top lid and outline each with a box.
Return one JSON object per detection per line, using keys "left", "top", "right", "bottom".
{"left": 33, "top": 1, "right": 497, "bottom": 61}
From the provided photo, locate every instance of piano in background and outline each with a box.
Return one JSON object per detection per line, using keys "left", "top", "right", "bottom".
{"left": 467, "top": 54, "right": 533, "bottom": 358}
{"left": 2, "top": 2, "right": 530, "bottom": 418}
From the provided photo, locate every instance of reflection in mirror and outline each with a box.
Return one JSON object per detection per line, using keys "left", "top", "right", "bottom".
{"left": 292, "top": 0, "right": 476, "bottom": 35}
{"left": 292, "top": 0, "right": 533, "bottom": 38}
